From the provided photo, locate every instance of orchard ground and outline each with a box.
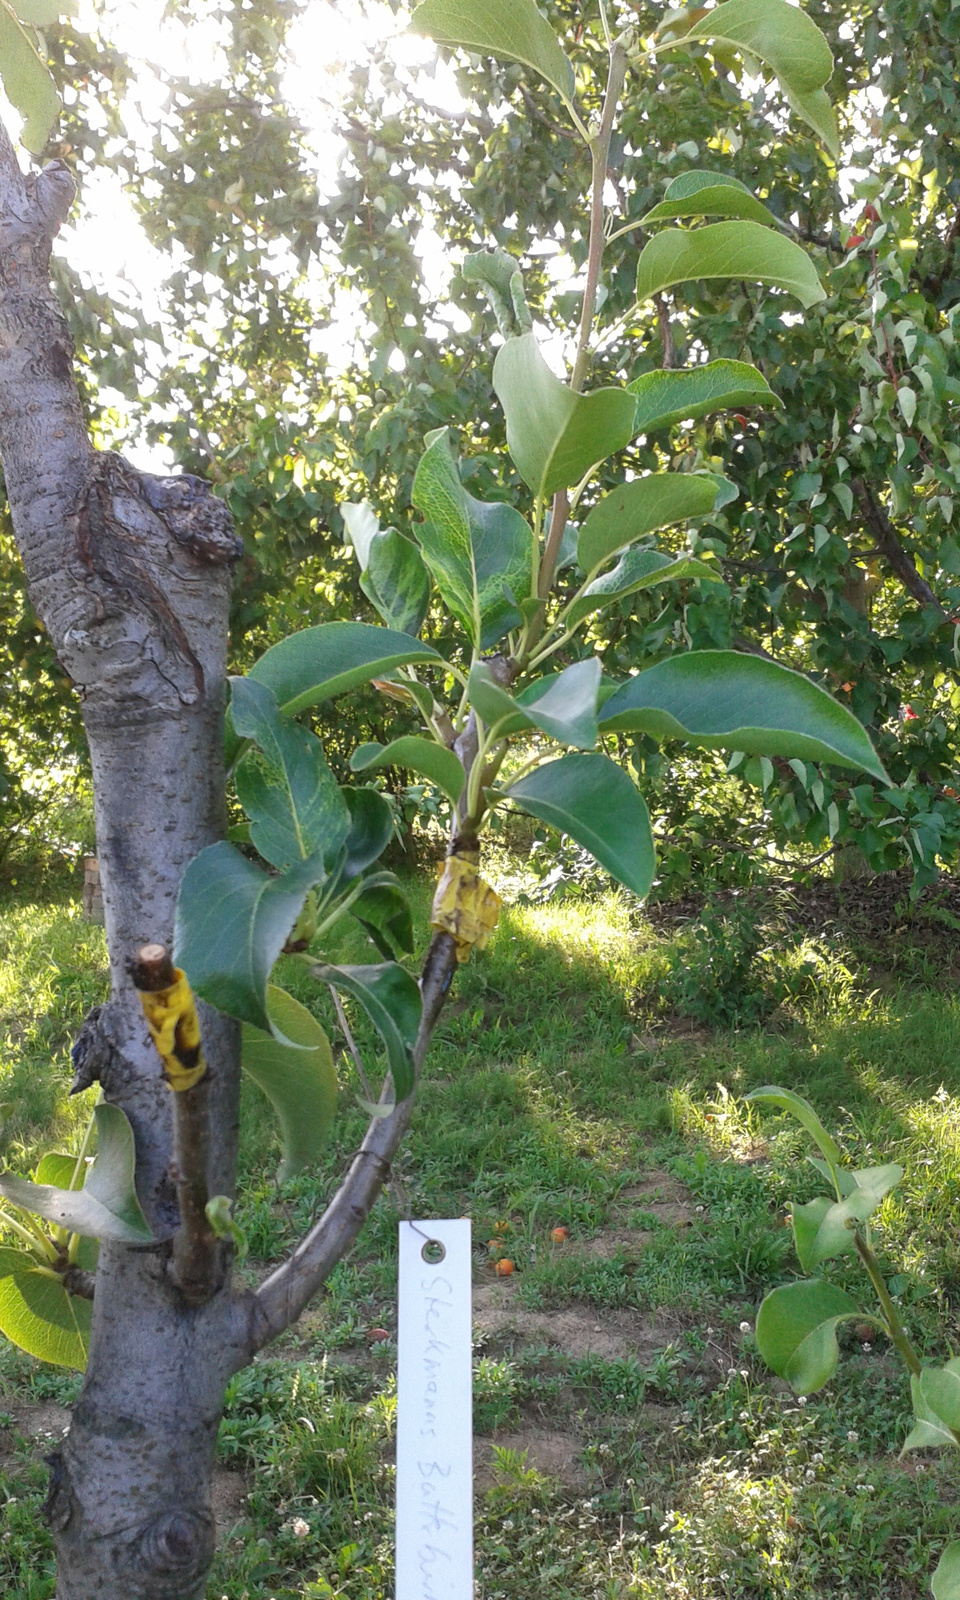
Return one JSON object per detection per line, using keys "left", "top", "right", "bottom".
{"left": 1, "top": 864, "right": 960, "bottom": 1598}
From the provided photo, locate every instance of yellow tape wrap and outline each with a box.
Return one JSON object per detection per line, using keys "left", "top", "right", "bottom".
{"left": 430, "top": 853, "right": 501, "bottom": 964}
{"left": 136, "top": 969, "right": 207, "bottom": 1092}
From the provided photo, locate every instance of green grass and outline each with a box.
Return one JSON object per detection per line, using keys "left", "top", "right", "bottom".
{"left": 0, "top": 872, "right": 959, "bottom": 1597}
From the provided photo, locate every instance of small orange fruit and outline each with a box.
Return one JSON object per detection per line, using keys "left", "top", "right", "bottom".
{"left": 367, "top": 1328, "right": 390, "bottom": 1343}
{"left": 488, "top": 1239, "right": 503, "bottom": 1254}
{"left": 551, "top": 1226, "right": 570, "bottom": 1243}
{"left": 494, "top": 1258, "right": 514, "bottom": 1276}
{"left": 493, "top": 1220, "right": 510, "bottom": 1234}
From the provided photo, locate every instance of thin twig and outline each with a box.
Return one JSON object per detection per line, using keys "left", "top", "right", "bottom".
{"left": 571, "top": 38, "right": 629, "bottom": 394}
{"left": 330, "top": 986, "right": 373, "bottom": 1100}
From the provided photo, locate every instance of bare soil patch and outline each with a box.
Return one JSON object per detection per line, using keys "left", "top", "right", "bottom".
{"left": 475, "top": 1427, "right": 588, "bottom": 1492}
{"left": 474, "top": 1276, "right": 679, "bottom": 1361}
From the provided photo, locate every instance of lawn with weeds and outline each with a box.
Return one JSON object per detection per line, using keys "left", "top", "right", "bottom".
{"left": 0, "top": 867, "right": 958, "bottom": 1596}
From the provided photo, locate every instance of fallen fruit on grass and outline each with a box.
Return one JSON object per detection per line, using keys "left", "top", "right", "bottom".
{"left": 493, "top": 1220, "right": 510, "bottom": 1234}
{"left": 367, "top": 1328, "right": 390, "bottom": 1343}
{"left": 488, "top": 1239, "right": 503, "bottom": 1254}
{"left": 494, "top": 1258, "right": 514, "bottom": 1276}
{"left": 551, "top": 1225, "right": 570, "bottom": 1242}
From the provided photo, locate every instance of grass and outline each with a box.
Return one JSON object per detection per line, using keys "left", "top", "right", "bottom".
{"left": 0, "top": 868, "right": 959, "bottom": 1596}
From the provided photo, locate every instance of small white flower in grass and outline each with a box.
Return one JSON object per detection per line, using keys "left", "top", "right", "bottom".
{"left": 739, "top": 1410, "right": 750, "bottom": 1421}
{"left": 291, "top": 1517, "right": 310, "bottom": 1539}
{"left": 847, "top": 1430, "right": 859, "bottom": 1442}
{"left": 861, "top": 1342, "right": 873, "bottom": 1352}
{"left": 739, "top": 1321, "right": 752, "bottom": 1333}
{"left": 797, "top": 1396, "right": 807, "bottom": 1406}
{"left": 812, "top": 1452, "right": 823, "bottom": 1463}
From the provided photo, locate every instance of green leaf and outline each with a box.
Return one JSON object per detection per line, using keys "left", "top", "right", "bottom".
{"left": 629, "top": 360, "right": 782, "bottom": 435}
{"left": 745, "top": 1086, "right": 842, "bottom": 1168}
{"left": 241, "top": 986, "right": 338, "bottom": 1182}
{"left": 791, "top": 1166, "right": 902, "bottom": 1271}
{"left": 569, "top": 549, "right": 721, "bottom": 627}
{"left": 679, "top": 0, "right": 834, "bottom": 97}
{"left": 462, "top": 248, "right": 532, "bottom": 339}
{"left": 0, "top": 1105, "right": 152, "bottom": 1244}
{"left": 225, "top": 623, "right": 440, "bottom": 766}
{"left": 362, "top": 529, "right": 431, "bottom": 637}
{"left": 410, "top": 0, "right": 575, "bottom": 101}
{"left": 350, "top": 878, "right": 415, "bottom": 960}
{"left": 755, "top": 1279, "right": 859, "bottom": 1394}
{"left": 641, "top": 171, "right": 779, "bottom": 228}
{"left": 578, "top": 474, "right": 724, "bottom": 575}
{"left": 10, "top": 1, "right": 76, "bottom": 23}
{"left": 0, "top": 0, "right": 60, "bottom": 153}
{"left": 232, "top": 678, "right": 350, "bottom": 870}
{"left": 636, "top": 222, "right": 825, "bottom": 309}
{"left": 341, "top": 501, "right": 381, "bottom": 567}
{"left": 412, "top": 428, "right": 534, "bottom": 649}
{"left": 493, "top": 335, "right": 638, "bottom": 500}
{"left": 350, "top": 736, "right": 465, "bottom": 807}
{"left": 468, "top": 657, "right": 600, "bottom": 749}
{"left": 0, "top": 1249, "right": 90, "bottom": 1369}
{"left": 599, "top": 653, "right": 890, "bottom": 781}
{"left": 313, "top": 963, "right": 421, "bottom": 1102}
{"left": 784, "top": 84, "right": 840, "bottom": 157}
{"left": 505, "top": 753, "right": 655, "bottom": 898}
{"left": 903, "top": 1361, "right": 960, "bottom": 1453}
{"left": 341, "top": 787, "right": 395, "bottom": 882}
{"left": 34, "top": 1153, "right": 83, "bottom": 1189}
{"left": 175, "top": 842, "right": 326, "bottom": 1036}
{"left": 920, "top": 1366, "right": 960, "bottom": 1435}
{"left": 933, "top": 1543, "right": 960, "bottom": 1600}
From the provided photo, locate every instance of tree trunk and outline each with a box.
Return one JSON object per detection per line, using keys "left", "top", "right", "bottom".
{"left": 0, "top": 129, "right": 253, "bottom": 1597}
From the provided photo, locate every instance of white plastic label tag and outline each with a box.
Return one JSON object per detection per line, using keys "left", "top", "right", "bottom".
{"left": 396, "top": 1219, "right": 473, "bottom": 1600}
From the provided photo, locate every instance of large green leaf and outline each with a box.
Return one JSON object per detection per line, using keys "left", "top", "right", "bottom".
{"left": 468, "top": 658, "right": 600, "bottom": 750}
{"left": 0, "top": 0, "right": 61, "bottom": 153}
{"left": 904, "top": 1367, "right": 960, "bottom": 1454}
{"left": 0, "top": 1105, "right": 152, "bottom": 1244}
{"left": 784, "top": 84, "right": 840, "bottom": 156}
{"left": 920, "top": 1366, "right": 960, "bottom": 1436}
{"left": 493, "top": 335, "right": 638, "bottom": 501}
{"left": 629, "top": 360, "right": 781, "bottom": 435}
{"left": 568, "top": 549, "right": 721, "bottom": 627}
{"left": 362, "top": 529, "right": 431, "bottom": 637}
{"left": 410, "top": 0, "right": 575, "bottom": 101}
{"left": 933, "top": 1544, "right": 960, "bottom": 1600}
{"left": 678, "top": 0, "right": 833, "bottom": 97}
{"left": 350, "top": 878, "right": 415, "bottom": 960}
{"left": 641, "top": 171, "right": 778, "bottom": 228}
{"left": 790, "top": 1165, "right": 902, "bottom": 1272}
{"left": 505, "top": 753, "right": 655, "bottom": 898}
{"left": 599, "top": 653, "right": 890, "bottom": 781}
{"left": 350, "top": 736, "right": 465, "bottom": 808}
{"left": 232, "top": 678, "right": 349, "bottom": 871}
{"left": 0, "top": 1248, "right": 90, "bottom": 1369}
{"left": 636, "top": 222, "right": 825, "bottom": 309}
{"left": 343, "top": 502, "right": 431, "bottom": 637}
{"left": 34, "top": 1152, "right": 83, "bottom": 1189}
{"left": 175, "top": 842, "right": 325, "bottom": 1036}
{"left": 313, "top": 962, "right": 421, "bottom": 1102}
{"left": 461, "top": 247, "right": 532, "bottom": 339}
{"left": 412, "top": 428, "right": 534, "bottom": 649}
{"left": 241, "top": 986, "right": 337, "bottom": 1182}
{"left": 745, "top": 1086, "right": 842, "bottom": 1169}
{"left": 341, "top": 787, "right": 395, "bottom": 882}
{"left": 225, "top": 624, "right": 440, "bottom": 767}
{"left": 577, "top": 474, "right": 723, "bottom": 575}
{"left": 755, "top": 1279, "right": 859, "bottom": 1394}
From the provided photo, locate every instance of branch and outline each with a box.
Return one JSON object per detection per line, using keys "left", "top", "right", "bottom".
{"left": 571, "top": 38, "right": 629, "bottom": 394}
{"left": 247, "top": 931, "right": 459, "bottom": 1351}
{"left": 518, "top": 83, "right": 575, "bottom": 141}
{"left": 851, "top": 477, "right": 947, "bottom": 617}
{"left": 654, "top": 293, "right": 677, "bottom": 368}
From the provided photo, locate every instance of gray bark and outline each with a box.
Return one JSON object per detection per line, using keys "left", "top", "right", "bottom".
{"left": 0, "top": 119, "right": 463, "bottom": 1598}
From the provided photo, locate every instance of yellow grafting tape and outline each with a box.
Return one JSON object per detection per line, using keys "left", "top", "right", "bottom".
{"left": 135, "top": 970, "right": 207, "bottom": 1092}
{"left": 430, "top": 852, "right": 502, "bottom": 964}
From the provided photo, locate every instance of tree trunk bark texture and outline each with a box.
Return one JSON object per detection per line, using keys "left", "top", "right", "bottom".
{"left": 0, "top": 129, "right": 253, "bottom": 1597}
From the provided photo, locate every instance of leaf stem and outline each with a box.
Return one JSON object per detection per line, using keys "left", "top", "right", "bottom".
{"left": 853, "top": 1229, "right": 922, "bottom": 1379}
